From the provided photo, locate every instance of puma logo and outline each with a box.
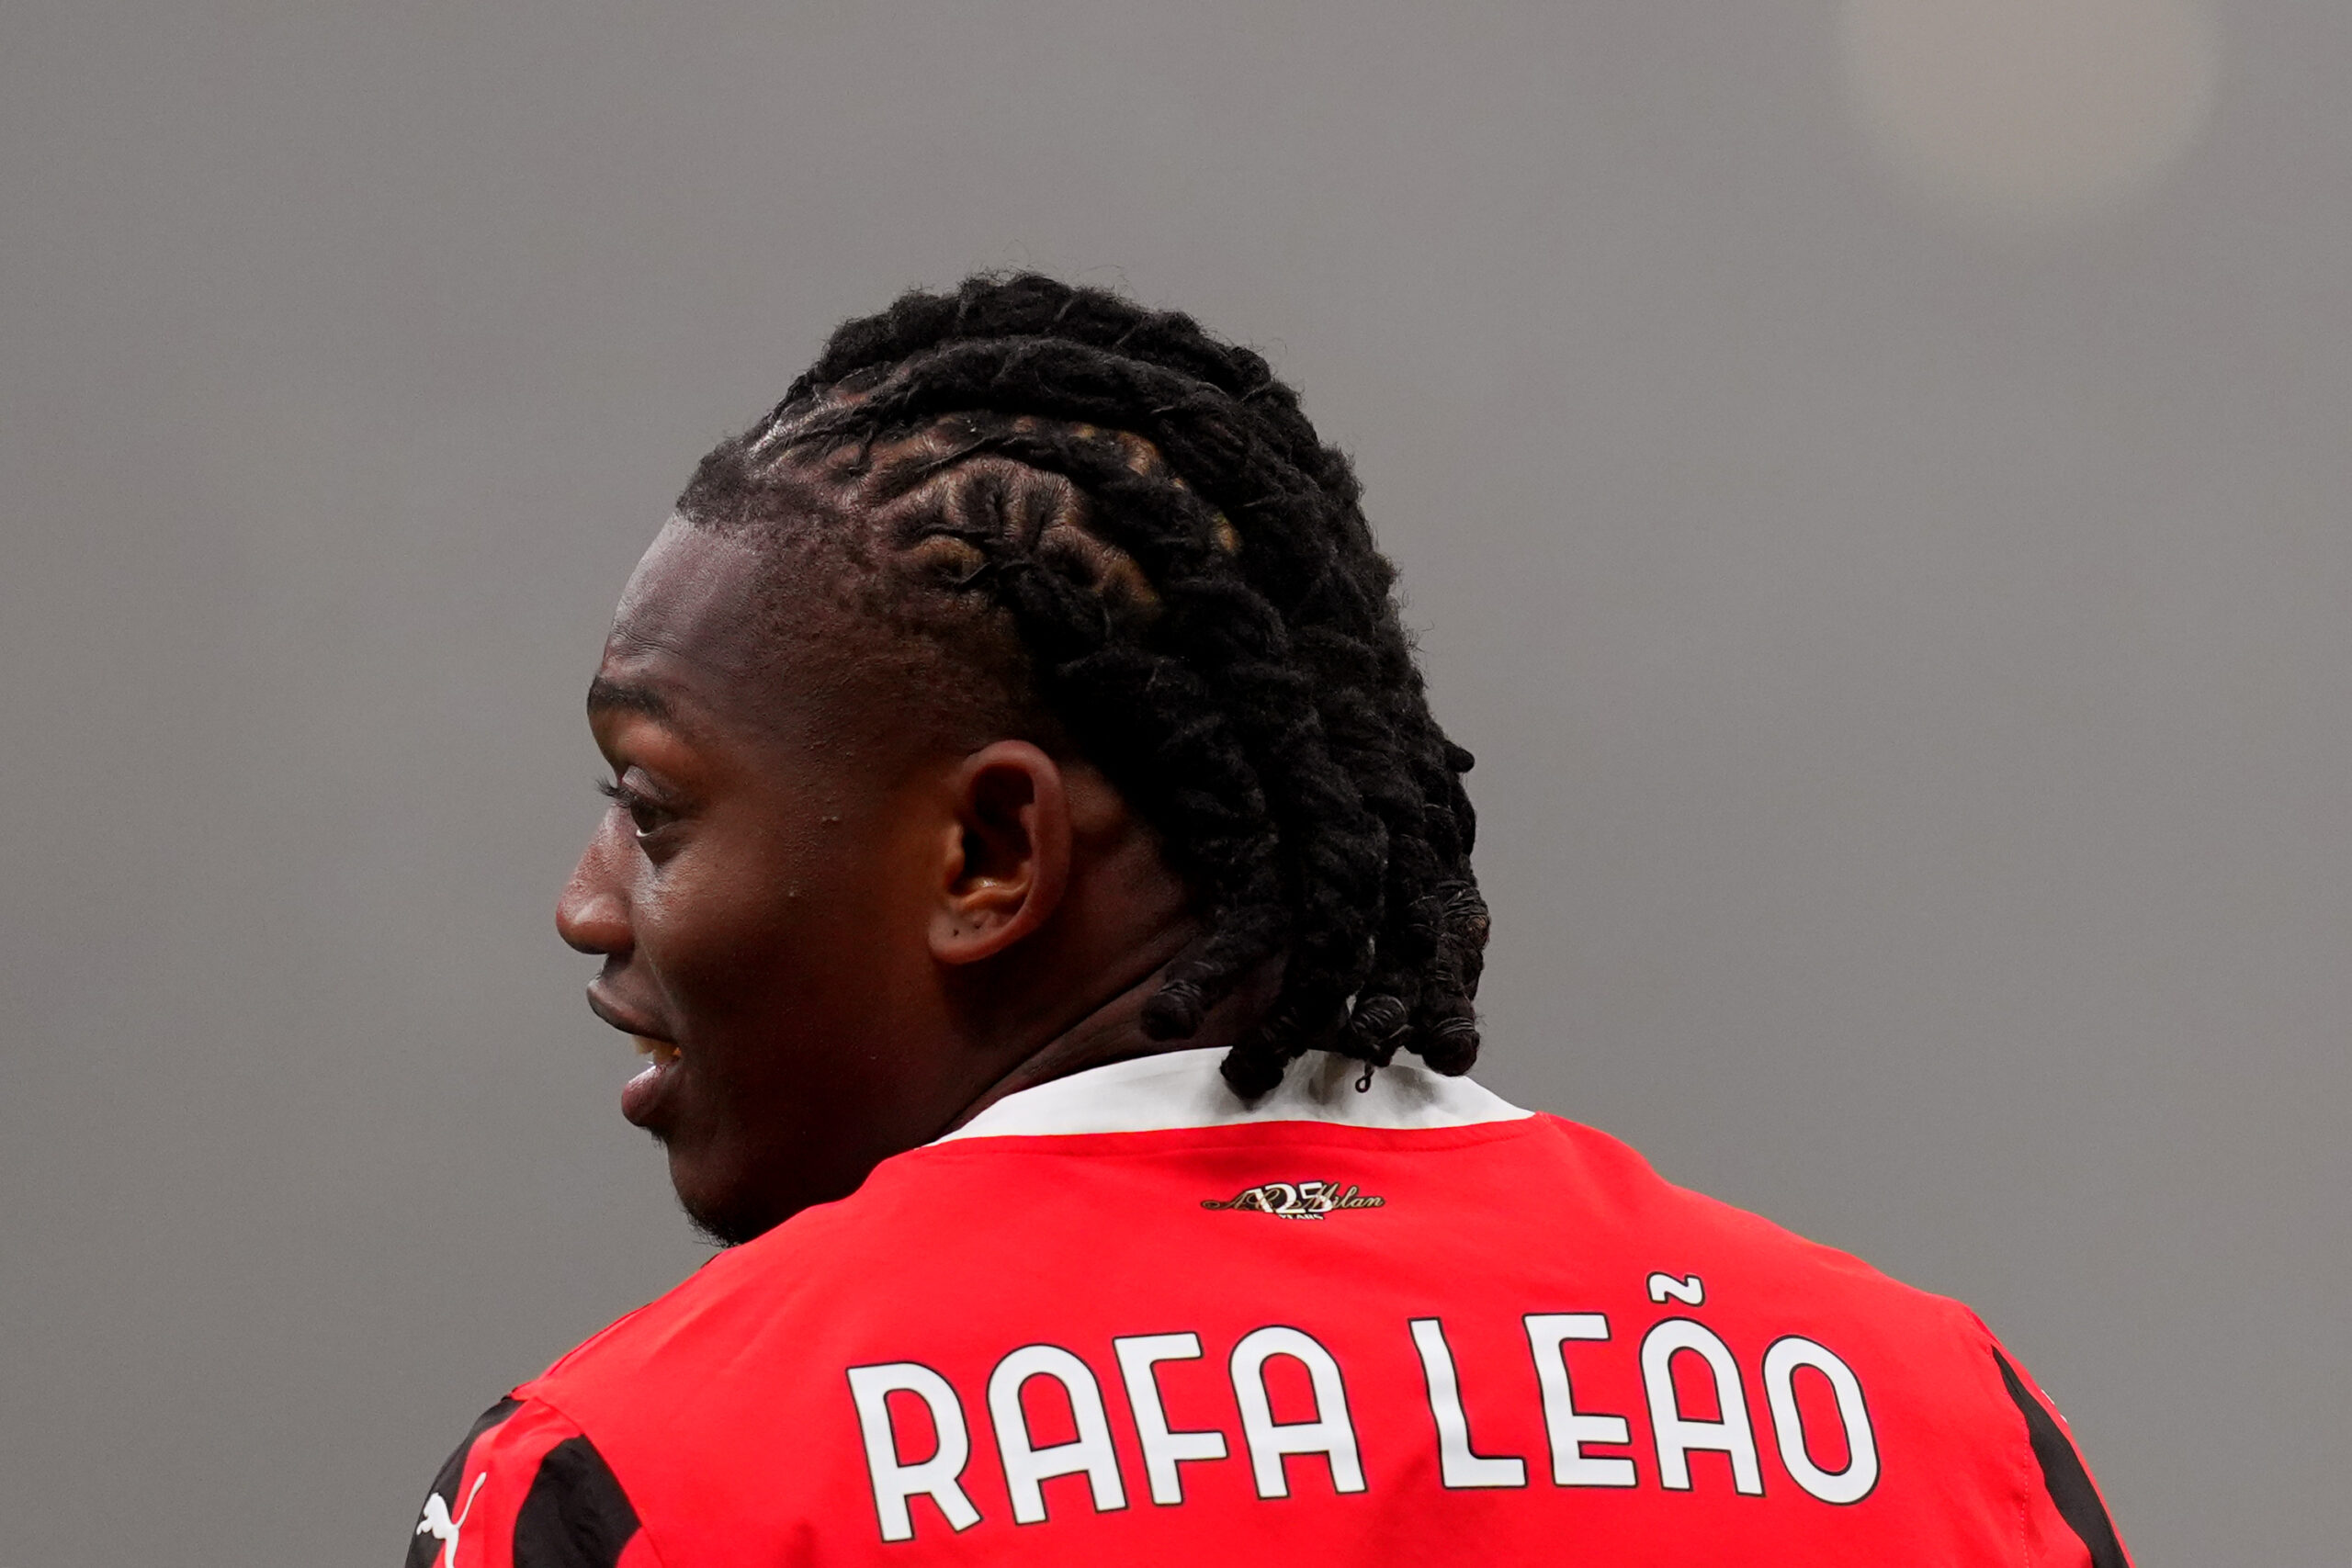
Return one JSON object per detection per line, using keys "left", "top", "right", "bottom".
{"left": 415, "top": 1472, "right": 487, "bottom": 1568}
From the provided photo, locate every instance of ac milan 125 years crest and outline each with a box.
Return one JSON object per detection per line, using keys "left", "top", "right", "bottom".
{"left": 1200, "top": 1179, "right": 1385, "bottom": 1220}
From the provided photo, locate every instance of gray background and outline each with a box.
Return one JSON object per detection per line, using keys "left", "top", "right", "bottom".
{"left": 3, "top": 1, "right": 2342, "bottom": 1562}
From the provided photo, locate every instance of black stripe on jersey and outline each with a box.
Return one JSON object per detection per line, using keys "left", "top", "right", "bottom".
{"left": 515, "top": 1434, "right": 641, "bottom": 1568}
{"left": 1991, "top": 1348, "right": 2129, "bottom": 1568}
{"left": 407, "top": 1397, "right": 523, "bottom": 1568}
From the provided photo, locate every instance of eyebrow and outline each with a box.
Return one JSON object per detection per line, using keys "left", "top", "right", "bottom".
{"left": 586, "top": 676, "right": 674, "bottom": 722}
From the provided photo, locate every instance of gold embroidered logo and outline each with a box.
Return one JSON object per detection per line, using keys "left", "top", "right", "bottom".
{"left": 1201, "top": 1179, "right": 1385, "bottom": 1220}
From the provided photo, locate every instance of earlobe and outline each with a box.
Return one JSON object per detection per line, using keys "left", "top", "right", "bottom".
{"left": 930, "top": 741, "right": 1073, "bottom": 965}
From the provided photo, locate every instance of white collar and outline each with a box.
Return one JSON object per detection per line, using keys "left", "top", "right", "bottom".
{"left": 934, "top": 1045, "right": 1531, "bottom": 1143}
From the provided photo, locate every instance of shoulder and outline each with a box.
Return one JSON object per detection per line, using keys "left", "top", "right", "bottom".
{"left": 403, "top": 1393, "right": 652, "bottom": 1568}
{"left": 507, "top": 1156, "right": 999, "bottom": 1444}
{"left": 1515, "top": 1111, "right": 1983, "bottom": 1325}
{"left": 401, "top": 1198, "right": 925, "bottom": 1568}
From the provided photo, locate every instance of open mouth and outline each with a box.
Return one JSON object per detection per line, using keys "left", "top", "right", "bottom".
{"left": 588, "top": 990, "right": 682, "bottom": 1126}
{"left": 621, "top": 1036, "right": 682, "bottom": 1127}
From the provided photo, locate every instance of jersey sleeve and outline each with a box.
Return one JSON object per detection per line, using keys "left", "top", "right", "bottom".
{"left": 404, "top": 1394, "right": 660, "bottom": 1568}
{"left": 1980, "top": 1331, "right": 2134, "bottom": 1568}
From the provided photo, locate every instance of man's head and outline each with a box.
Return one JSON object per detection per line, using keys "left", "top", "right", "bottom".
{"left": 558, "top": 274, "right": 1488, "bottom": 1241}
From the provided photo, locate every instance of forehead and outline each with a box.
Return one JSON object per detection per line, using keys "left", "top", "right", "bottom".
{"left": 595, "top": 518, "right": 831, "bottom": 738}
{"left": 595, "top": 494, "right": 1052, "bottom": 778}
{"left": 611, "top": 518, "right": 769, "bottom": 664}
{"left": 596, "top": 513, "right": 978, "bottom": 763}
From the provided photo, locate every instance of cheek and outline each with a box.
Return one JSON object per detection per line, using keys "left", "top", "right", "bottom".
{"left": 641, "top": 818, "right": 916, "bottom": 1041}
{"left": 641, "top": 859, "right": 812, "bottom": 1019}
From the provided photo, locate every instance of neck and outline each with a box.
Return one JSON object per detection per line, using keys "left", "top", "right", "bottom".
{"left": 945, "top": 943, "right": 1280, "bottom": 1134}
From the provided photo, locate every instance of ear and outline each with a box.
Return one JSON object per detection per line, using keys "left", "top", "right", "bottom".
{"left": 929, "top": 740, "right": 1073, "bottom": 965}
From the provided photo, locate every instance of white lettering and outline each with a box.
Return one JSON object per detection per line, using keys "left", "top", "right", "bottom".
{"left": 1524, "top": 1314, "right": 1638, "bottom": 1487}
{"left": 987, "top": 1344, "right": 1127, "bottom": 1524}
{"left": 1113, "top": 1333, "right": 1230, "bottom": 1505}
{"left": 1409, "top": 1318, "right": 1527, "bottom": 1487}
{"left": 847, "top": 1362, "right": 983, "bottom": 1542}
{"left": 1762, "top": 1337, "right": 1879, "bottom": 1504}
{"left": 1647, "top": 1272, "right": 1705, "bottom": 1305}
{"left": 1640, "top": 1319, "right": 1764, "bottom": 1495}
{"left": 1229, "top": 1326, "right": 1367, "bottom": 1498}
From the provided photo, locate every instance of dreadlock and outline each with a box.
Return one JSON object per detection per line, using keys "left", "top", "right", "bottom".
{"left": 679, "top": 272, "right": 1489, "bottom": 1098}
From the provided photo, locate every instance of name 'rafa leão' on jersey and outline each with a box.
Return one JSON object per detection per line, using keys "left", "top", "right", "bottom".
{"left": 407, "top": 1048, "right": 2132, "bottom": 1567}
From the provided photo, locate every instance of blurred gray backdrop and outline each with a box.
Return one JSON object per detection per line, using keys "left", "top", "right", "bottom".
{"left": 3, "top": 2, "right": 2343, "bottom": 1562}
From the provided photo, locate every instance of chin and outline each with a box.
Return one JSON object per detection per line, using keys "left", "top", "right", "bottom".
{"left": 664, "top": 1156, "right": 774, "bottom": 1247}
{"left": 681, "top": 1201, "right": 772, "bottom": 1248}
{"left": 662, "top": 1141, "right": 798, "bottom": 1247}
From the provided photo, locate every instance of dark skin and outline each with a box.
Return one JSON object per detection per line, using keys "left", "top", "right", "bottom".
{"left": 556, "top": 518, "right": 1262, "bottom": 1243}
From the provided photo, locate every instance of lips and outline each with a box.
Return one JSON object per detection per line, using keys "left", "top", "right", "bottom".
{"left": 588, "top": 987, "right": 681, "bottom": 1128}
{"left": 620, "top": 1050, "right": 679, "bottom": 1128}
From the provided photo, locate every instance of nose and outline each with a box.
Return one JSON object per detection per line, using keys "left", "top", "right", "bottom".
{"left": 557, "top": 822, "right": 633, "bottom": 957}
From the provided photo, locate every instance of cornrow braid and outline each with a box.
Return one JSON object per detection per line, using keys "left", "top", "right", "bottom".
{"left": 684, "top": 273, "right": 1489, "bottom": 1097}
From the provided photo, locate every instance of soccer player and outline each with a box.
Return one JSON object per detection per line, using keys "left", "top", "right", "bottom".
{"left": 407, "top": 275, "right": 2132, "bottom": 1566}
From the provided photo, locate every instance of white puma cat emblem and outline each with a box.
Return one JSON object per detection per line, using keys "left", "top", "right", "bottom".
{"left": 415, "top": 1472, "right": 488, "bottom": 1568}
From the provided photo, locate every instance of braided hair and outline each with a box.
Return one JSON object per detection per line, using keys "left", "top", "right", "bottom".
{"left": 679, "top": 273, "right": 1490, "bottom": 1098}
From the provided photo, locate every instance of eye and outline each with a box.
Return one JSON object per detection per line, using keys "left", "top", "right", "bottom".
{"left": 597, "top": 775, "right": 677, "bottom": 841}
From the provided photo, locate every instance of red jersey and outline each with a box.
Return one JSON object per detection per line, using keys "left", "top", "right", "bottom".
{"left": 406, "top": 1048, "right": 2130, "bottom": 1567}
